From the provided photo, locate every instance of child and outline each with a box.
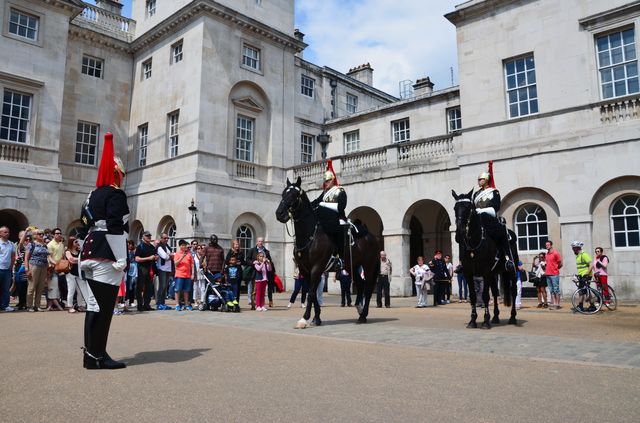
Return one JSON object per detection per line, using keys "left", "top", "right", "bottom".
{"left": 253, "top": 252, "right": 271, "bottom": 311}
{"left": 173, "top": 239, "right": 194, "bottom": 311}
{"left": 224, "top": 256, "right": 242, "bottom": 311}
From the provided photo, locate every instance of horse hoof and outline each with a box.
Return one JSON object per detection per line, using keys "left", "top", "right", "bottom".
{"left": 357, "top": 316, "right": 367, "bottom": 324}
{"left": 311, "top": 318, "right": 322, "bottom": 326}
{"left": 508, "top": 318, "right": 517, "bottom": 325}
{"left": 294, "top": 318, "right": 308, "bottom": 329}
{"left": 491, "top": 316, "right": 500, "bottom": 324}
{"left": 356, "top": 305, "right": 364, "bottom": 315}
{"left": 481, "top": 322, "right": 491, "bottom": 330}
{"left": 467, "top": 321, "right": 478, "bottom": 329}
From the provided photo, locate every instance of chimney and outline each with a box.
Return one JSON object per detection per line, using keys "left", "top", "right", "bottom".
{"left": 413, "top": 77, "right": 434, "bottom": 96}
{"left": 95, "top": 0, "right": 123, "bottom": 15}
{"left": 347, "top": 63, "right": 373, "bottom": 86}
{"left": 294, "top": 29, "right": 305, "bottom": 59}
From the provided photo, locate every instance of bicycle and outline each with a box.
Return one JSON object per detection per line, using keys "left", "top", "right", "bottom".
{"left": 594, "top": 273, "right": 617, "bottom": 311}
{"left": 570, "top": 275, "right": 602, "bottom": 315}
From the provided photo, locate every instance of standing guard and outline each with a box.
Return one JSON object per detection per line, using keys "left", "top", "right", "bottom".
{"left": 79, "top": 132, "right": 129, "bottom": 369}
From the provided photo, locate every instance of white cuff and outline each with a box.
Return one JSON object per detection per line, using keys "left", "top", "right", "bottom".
{"left": 319, "top": 202, "right": 339, "bottom": 212}
{"left": 476, "top": 207, "right": 496, "bottom": 217}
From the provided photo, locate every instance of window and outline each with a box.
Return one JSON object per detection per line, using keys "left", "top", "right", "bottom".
{"left": 236, "top": 225, "right": 254, "bottom": 259}
{"left": 597, "top": 28, "right": 638, "bottom": 99}
{"left": 75, "top": 122, "right": 99, "bottom": 165}
{"left": 171, "top": 41, "right": 183, "bottom": 64}
{"left": 505, "top": 55, "right": 538, "bottom": 118}
{"left": 301, "top": 75, "right": 314, "bottom": 97}
{"left": 146, "top": 0, "right": 156, "bottom": 18}
{"left": 81, "top": 56, "right": 103, "bottom": 78}
{"left": 138, "top": 124, "right": 148, "bottom": 167}
{"left": 1, "top": 89, "right": 31, "bottom": 143}
{"left": 9, "top": 9, "right": 39, "bottom": 41}
{"left": 447, "top": 107, "right": 462, "bottom": 132}
{"left": 142, "top": 59, "right": 152, "bottom": 80}
{"left": 346, "top": 93, "right": 358, "bottom": 114}
{"left": 242, "top": 44, "right": 261, "bottom": 70}
{"left": 611, "top": 194, "right": 640, "bottom": 248}
{"left": 300, "top": 133, "right": 314, "bottom": 164}
{"left": 235, "top": 115, "right": 254, "bottom": 161}
{"left": 515, "top": 204, "right": 548, "bottom": 252}
{"left": 168, "top": 111, "right": 179, "bottom": 158}
{"left": 344, "top": 130, "right": 360, "bottom": 154}
{"left": 167, "top": 223, "right": 177, "bottom": 251}
{"left": 392, "top": 118, "right": 410, "bottom": 143}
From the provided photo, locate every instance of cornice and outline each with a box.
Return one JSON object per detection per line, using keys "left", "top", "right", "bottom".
{"left": 41, "top": 0, "right": 85, "bottom": 18}
{"left": 68, "top": 23, "right": 132, "bottom": 54}
{"left": 579, "top": 1, "right": 640, "bottom": 31}
{"left": 131, "top": 0, "right": 307, "bottom": 54}
{"left": 445, "top": 0, "right": 532, "bottom": 26}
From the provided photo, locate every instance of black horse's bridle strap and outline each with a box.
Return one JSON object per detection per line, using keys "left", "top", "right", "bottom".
{"left": 456, "top": 198, "right": 485, "bottom": 251}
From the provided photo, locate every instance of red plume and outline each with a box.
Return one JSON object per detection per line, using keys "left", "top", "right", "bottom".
{"left": 96, "top": 132, "right": 115, "bottom": 187}
{"left": 327, "top": 159, "right": 338, "bottom": 186}
{"left": 488, "top": 160, "right": 496, "bottom": 188}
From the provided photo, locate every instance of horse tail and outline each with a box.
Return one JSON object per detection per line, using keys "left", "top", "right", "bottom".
{"left": 502, "top": 273, "right": 512, "bottom": 307}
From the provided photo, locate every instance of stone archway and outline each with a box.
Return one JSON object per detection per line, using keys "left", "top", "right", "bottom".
{"left": 348, "top": 206, "right": 383, "bottom": 249}
{"left": 0, "top": 209, "right": 28, "bottom": 242}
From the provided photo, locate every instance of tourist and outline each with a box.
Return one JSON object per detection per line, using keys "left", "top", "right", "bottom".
{"left": 0, "top": 226, "right": 16, "bottom": 312}
{"left": 24, "top": 228, "right": 49, "bottom": 312}
{"left": 253, "top": 252, "right": 271, "bottom": 311}
{"left": 64, "top": 236, "right": 86, "bottom": 312}
{"left": 135, "top": 231, "right": 157, "bottom": 311}
{"left": 173, "top": 239, "right": 194, "bottom": 311}
{"left": 410, "top": 256, "right": 432, "bottom": 308}
{"left": 544, "top": 240, "right": 563, "bottom": 310}
{"left": 288, "top": 265, "right": 307, "bottom": 308}
{"left": 376, "top": 251, "right": 392, "bottom": 308}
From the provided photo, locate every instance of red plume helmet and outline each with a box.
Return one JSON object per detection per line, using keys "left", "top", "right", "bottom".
{"left": 323, "top": 159, "right": 338, "bottom": 189}
{"left": 488, "top": 160, "right": 496, "bottom": 188}
{"left": 96, "top": 132, "right": 115, "bottom": 187}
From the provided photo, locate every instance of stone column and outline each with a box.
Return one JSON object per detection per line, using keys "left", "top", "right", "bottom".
{"left": 382, "top": 228, "right": 412, "bottom": 296}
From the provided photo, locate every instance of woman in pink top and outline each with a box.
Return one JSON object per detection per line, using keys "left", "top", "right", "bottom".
{"left": 253, "top": 252, "right": 271, "bottom": 311}
{"left": 594, "top": 247, "right": 610, "bottom": 302}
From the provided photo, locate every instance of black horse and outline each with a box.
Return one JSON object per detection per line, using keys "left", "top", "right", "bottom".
{"left": 452, "top": 189, "right": 518, "bottom": 329}
{"left": 275, "top": 177, "right": 380, "bottom": 328}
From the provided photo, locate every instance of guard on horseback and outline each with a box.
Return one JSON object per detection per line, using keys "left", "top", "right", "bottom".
{"left": 311, "top": 160, "right": 348, "bottom": 268}
{"left": 472, "top": 164, "right": 517, "bottom": 274}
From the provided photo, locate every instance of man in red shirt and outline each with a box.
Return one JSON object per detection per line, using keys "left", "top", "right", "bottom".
{"left": 544, "top": 240, "right": 563, "bottom": 309}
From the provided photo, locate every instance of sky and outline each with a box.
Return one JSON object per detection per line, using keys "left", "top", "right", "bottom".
{"left": 87, "top": 0, "right": 460, "bottom": 96}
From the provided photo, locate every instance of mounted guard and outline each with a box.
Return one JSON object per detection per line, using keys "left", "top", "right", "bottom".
{"left": 472, "top": 161, "right": 517, "bottom": 274}
{"left": 311, "top": 160, "right": 348, "bottom": 268}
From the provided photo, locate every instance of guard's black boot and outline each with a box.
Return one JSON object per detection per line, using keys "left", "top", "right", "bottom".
{"left": 83, "top": 349, "right": 126, "bottom": 369}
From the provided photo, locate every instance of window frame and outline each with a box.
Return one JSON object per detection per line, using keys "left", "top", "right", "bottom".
{"left": 346, "top": 93, "right": 358, "bottom": 114}
{"left": 514, "top": 203, "right": 549, "bottom": 253}
{"left": 344, "top": 130, "right": 360, "bottom": 154}
{"left": 301, "top": 75, "right": 315, "bottom": 98}
{"left": 610, "top": 194, "right": 640, "bottom": 250}
{"left": 1, "top": 88, "right": 33, "bottom": 144}
{"left": 504, "top": 53, "right": 538, "bottom": 119}
{"left": 235, "top": 114, "right": 255, "bottom": 162}
{"left": 168, "top": 111, "right": 179, "bottom": 158}
{"left": 142, "top": 58, "right": 152, "bottom": 80}
{"left": 595, "top": 26, "right": 639, "bottom": 100}
{"left": 241, "top": 42, "right": 262, "bottom": 73}
{"left": 5, "top": 6, "right": 41, "bottom": 46}
{"left": 391, "top": 118, "right": 410, "bottom": 144}
{"left": 81, "top": 55, "right": 104, "bottom": 79}
{"left": 74, "top": 121, "right": 100, "bottom": 166}
{"left": 300, "top": 133, "right": 314, "bottom": 164}
{"left": 171, "top": 40, "right": 183, "bottom": 64}
{"left": 146, "top": 0, "right": 156, "bottom": 18}
{"left": 236, "top": 225, "right": 254, "bottom": 260}
{"left": 138, "top": 123, "right": 148, "bottom": 167}
{"left": 447, "top": 107, "right": 462, "bottom": 133}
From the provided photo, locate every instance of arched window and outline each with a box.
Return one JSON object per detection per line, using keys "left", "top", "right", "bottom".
{"left": 515, "top": 203, "right": 548, "bottom": 252}
{"left": 236, "top": 225, "right": 254, "bottom": 258}
{"left": 611, "top": 194, "right": 640, "bottom": 248}
{"left": 167, "top": 223, "right": 177, "bottom": 251}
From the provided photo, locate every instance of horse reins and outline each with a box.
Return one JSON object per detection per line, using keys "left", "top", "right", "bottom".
{"left": 456, "top": 198, "right": 485, "bottom": 251}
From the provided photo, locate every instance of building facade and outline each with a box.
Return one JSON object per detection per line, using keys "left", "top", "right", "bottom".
{"left": 1, "top": 0, "right": 638, "bottom": 297}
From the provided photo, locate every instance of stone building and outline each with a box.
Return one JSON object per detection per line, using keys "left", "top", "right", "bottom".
{"left": 1, "top": 0, "right": 639, "bottom": 298}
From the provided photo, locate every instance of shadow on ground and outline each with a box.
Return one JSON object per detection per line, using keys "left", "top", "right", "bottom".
{"left": 122, "top": 348, "right": 211, "bottom": 366}
{"left": 317, "top": 318, "right": 399, "bottom": 326}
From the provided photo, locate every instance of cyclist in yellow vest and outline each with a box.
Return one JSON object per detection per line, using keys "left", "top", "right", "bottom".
{"left": 571, "top": 240, "right": 595, "bottom": 313}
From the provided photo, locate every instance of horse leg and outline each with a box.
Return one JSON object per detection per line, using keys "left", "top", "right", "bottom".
{"left": 509, "top": 275, "right": 518, "bottom": 325}
{"left": 466, "top": 272, "right": 478, "bottom": 328}
{"left": 481, "top": 276, "right": 492, "bottom": 329}
{"left": 357, "top": 273, "right": 374, "bottom": 324}
{"left": 295, "top": 291, "right": 314, "bottom": 329}
{"left": 491, "top": 275, "right": 500, "bottom": 325}
{"left": 311, "top": 290, "right": 322, "bottom": 326}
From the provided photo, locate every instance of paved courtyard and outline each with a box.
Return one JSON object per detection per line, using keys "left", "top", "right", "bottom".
{"left": 2, "top": 294, "right": 639, "bottom": 422}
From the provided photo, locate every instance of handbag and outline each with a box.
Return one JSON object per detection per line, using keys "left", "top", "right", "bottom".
{"left": 54, "top": 258, "right": 71, "bottom": 274}
{"left": 520, "top": 269, "right": 528, "bottom": 282}
{"left": 242, "top": 265, "right": 256, "bottom": 282}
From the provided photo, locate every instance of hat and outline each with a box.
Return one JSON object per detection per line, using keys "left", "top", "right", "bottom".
{"left": 323, "top": 159, "right": 338, "bottom": 189}
{"left": 95, "top": 132, "right": 125, "bottom": 188}
{"left": 142, "top": 231, "right": 152, "bottom": 237}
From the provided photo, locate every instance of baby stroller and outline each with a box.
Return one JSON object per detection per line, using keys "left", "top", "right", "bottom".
{"left": 199, "top": 271, "right": 240, "bottom": 312}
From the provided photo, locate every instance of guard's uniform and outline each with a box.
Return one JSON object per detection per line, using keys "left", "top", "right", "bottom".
{"left": 311, "top": 161, "right": 348, "bottom": 258}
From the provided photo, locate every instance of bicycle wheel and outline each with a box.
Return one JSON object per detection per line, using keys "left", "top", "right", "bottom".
{"left": 571, "top": 287, "right": 602, "bottom": 315}
{"left": 603, "top": 286, "right": 617, "bottom": 311}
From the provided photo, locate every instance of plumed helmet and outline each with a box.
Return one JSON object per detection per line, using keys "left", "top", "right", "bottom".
{"left": 478, "top": 171, "right": 490, "bottom": 181}
{"left": 323, "top": 170, "right": 335, "bottom": 182}
{"left": 570, "top": 240, "right": 584, "bottom": 248}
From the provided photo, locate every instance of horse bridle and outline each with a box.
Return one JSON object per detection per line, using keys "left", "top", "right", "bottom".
{"left": 455, "top": 198, "right": 485, "bottom": 251}
{"left": 283, "top": 185, "right": 318, "bottom": 252}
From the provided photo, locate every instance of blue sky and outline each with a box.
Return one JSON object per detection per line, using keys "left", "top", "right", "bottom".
{"left": 87, "top": 0, "right": 460, "bottom": 96}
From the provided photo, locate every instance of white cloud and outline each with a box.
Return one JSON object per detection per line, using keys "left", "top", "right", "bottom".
{"left": 295, "top": 0, "right": 460, "bottom": 97}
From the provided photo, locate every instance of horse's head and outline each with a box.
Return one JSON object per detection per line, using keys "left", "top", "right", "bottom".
{"left": 276, "top": 176, "right": 303, "bottom": 223}
{"left": 452, "top": 189, "right": 474, "bottom": 241}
